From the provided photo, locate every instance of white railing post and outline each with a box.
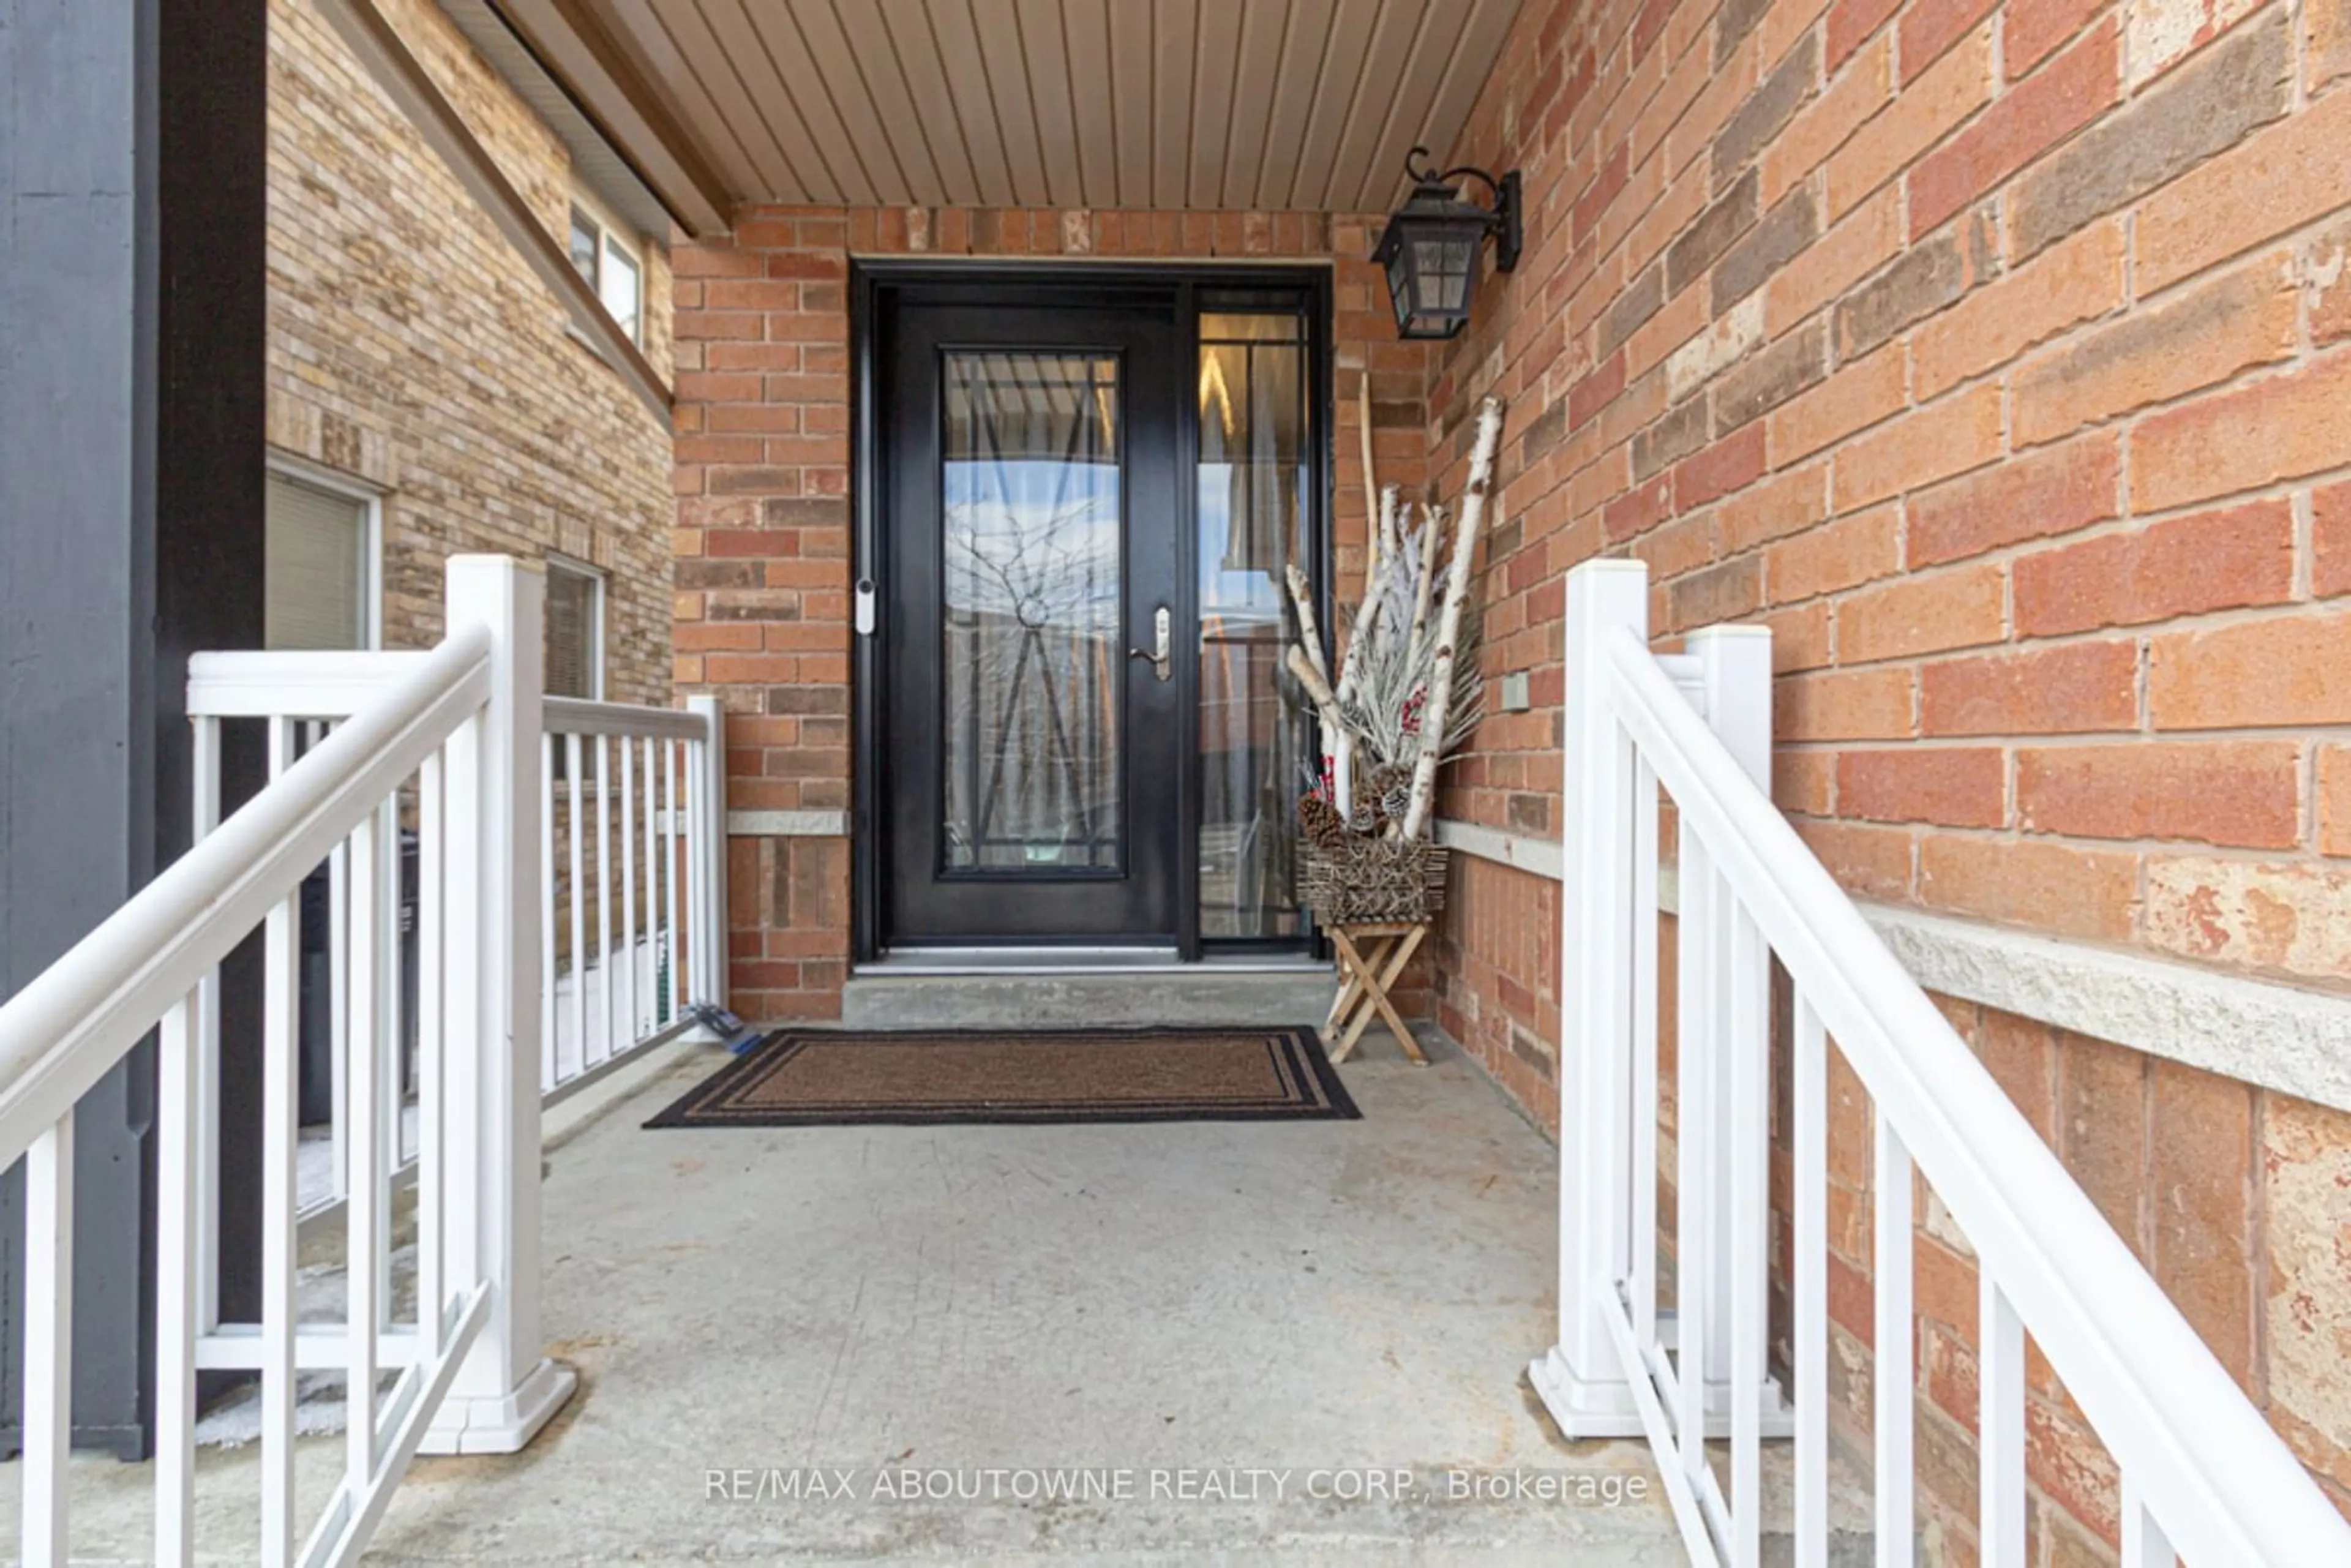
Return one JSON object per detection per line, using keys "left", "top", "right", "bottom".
{"left": 688, "top": 693, "right": 727, "bottom": 1011}
{"left": 1688, "top": 625, "right": 1793, "bottom": 1449}
{"left": 426, "top": 555, "right": 576, "bottom": 1454}
{"left": 1531, "top": 558, "right": 1651, "bottom": 1436}
{"left": 1690, "top": 625, "right": 1790, "bottom": 1548}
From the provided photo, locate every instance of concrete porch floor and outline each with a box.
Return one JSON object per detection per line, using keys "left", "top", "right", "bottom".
{"left": 17, "top": 1032, "right": 1686, "bottom": 1565}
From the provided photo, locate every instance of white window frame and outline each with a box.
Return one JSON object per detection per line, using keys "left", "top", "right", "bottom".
{"left": 544, "top": 555, "right": 606, "bottom": 701}
{"left": 263, "top": 454, "right": 383, "bottom": 651}
{"left": 567, "top": 187, "right": 645, "bottom": 347}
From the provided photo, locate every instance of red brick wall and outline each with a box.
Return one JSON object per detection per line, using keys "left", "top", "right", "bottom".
{"left": 1434, "top": 856, "right": 1565, "bottom": 1114}
{"left": 671, "top": 207, "right": 1428, "bottom": 1021}
{"left": 1428, "top": 0, "right": 2351, "bottom": 1080}
{"left": 1416, "top": 0, "right": 2351, "bottom": 1544}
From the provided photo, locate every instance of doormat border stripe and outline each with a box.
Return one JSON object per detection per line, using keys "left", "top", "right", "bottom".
{"left": 643, "top": 1025, "right": 1361, "bottom": 1128}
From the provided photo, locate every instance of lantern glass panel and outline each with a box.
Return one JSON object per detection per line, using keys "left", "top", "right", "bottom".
{"left": 1412, "top": 238, "right": 1451, "bottom": 311}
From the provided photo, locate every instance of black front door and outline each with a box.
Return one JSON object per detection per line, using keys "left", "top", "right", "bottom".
{"left": 879, "top": 293, "right": 1186, "bottom": 945}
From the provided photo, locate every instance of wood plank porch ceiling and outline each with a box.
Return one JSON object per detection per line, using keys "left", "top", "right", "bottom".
{"left": 490, "top": 0, "right": 1524, "bottom": 235}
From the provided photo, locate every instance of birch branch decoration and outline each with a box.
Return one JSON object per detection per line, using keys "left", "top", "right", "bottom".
{"left": 1284, "top": 562, "right": 1333, "bottom": 691}
{"left": 1284, "top": 561, "right": 1346, "bottom": 806}
{"left": 1336, "top": 482, "right": 1400, "bottom": 707}
{"left": 1284, "top": 394, "right": 1507, "bottom": 847}
{"left": 1286, "top": 644, "right": 1344, "bottom": 737}
{"left": 1399, "top": 396, "right": 1505, "bottom": 840}
{"left": 1406, "top": 503, "right": 1442, "bottom": 661}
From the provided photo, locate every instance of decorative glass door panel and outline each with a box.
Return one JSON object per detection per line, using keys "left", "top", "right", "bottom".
{"left": 1196, "top": 310, "right": 1313, "bottom": 939}
{"left": 939, "top": 352, "right": 1125, "bottom": 874}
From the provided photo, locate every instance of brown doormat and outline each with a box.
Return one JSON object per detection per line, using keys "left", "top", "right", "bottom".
{"left": 644, "top": 1026, "right": 1360, "bottom": 1128}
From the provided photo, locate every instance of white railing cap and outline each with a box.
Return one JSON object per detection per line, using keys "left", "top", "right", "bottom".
{"left": 187, "top": 650, "right": 428, "bottom": 718}
{"left": 542, "top": 696, "right": 705, "bottom": 740}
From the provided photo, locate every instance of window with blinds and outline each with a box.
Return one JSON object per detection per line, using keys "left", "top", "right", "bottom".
{"left": 545, "top": 560, "right": 602, "bottom": 699}
{"left": 568, "top": 198, "right": 643, "bottom": 345}
{"left": 264, "top": 473, "right": 370, "bottom": 651}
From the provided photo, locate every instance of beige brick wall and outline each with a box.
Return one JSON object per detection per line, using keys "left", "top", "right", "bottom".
{"left": 265, "top": 0, "right": 673, "bottom": 704}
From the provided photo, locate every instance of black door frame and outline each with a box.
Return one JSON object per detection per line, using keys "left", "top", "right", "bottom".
{"left": 849, "top": 260, "right": 1335, "bottom": 964}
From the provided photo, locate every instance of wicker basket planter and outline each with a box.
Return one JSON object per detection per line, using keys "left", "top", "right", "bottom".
{"left": 1301, "top": 835, "right": 1450, "bottom": 925}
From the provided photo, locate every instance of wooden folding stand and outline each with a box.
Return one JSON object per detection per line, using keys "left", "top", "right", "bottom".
{"left": 1321, "top": 921, "right": 1430, "bottom": 1064}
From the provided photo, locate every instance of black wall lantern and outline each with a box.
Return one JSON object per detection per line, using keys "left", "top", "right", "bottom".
{"left": 1372, "top": 146, "right": 1522, "bottom": 340}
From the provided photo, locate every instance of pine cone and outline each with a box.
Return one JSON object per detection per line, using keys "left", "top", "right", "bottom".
{"left": 1370, "top": 762, "right": 1414, "bottom": 823}
{"left": 1298, "top": 793, "right": 1347, "bottom": 849}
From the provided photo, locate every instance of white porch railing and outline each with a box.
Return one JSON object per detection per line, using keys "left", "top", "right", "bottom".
{"left": 1531, "top": 559, "right": 2351, "bottom": 1567}
{"left": 538, "top": 694, "right": 726, "bottom": 1101}
{"left": 0, "top": 557, "right": 577, "bottom": 1564}
{"left": 186, "top": 591, "right": 727, "bottom": 1226}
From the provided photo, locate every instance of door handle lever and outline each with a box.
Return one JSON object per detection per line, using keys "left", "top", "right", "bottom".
{"left": 1128, "top": 604, "right": 1171, "bottom": 683}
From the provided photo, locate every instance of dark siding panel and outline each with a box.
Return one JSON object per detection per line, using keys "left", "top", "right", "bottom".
{"left": 0, "top": 0, "right": 266, "bottom": 1457}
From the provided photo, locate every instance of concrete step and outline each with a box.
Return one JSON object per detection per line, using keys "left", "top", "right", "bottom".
{"left": 840, "top": 966, "right": 1337, "bottom": 1029}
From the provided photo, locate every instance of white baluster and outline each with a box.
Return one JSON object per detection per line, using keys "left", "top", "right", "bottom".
{"left": 418, "top": 748, "right": 446, "bottom": 1360}
{"left": 1728, "top": 892, "right": 1766, "bottom": 1568}
{"left": 1981, "top": 1275, "right": 2025, "bottom": 1566}
{"left": 261, "top": 721, "right": 299, "bottom": 1566}
{"left": 389, "top": 832, "right": 411, "bottom": 1188}
{"left": 348, "top": 810, "right": 382, "bottom": 1497}
{"left": 664, "top": 737, "right": 681, "bottom": 1024}
{"left": 596, "top": 733, "right": 614, "bottom": 1066}
{"left": 192, "top": 714, "right": 223, "bottom": 1335}
{"left": 1630, "top": 754, "right": 1660, "bottom": 1348}
{"left": 328, "top": 758, "right": 350, "bottom": 1210}
{"left": 642, "top": 736, "right": 658, "bottom": 1032}
{"left": 620, "top": 735, "right": 640, "bottom": 1045}
{"left": 2121, "top": 1475, "right": 2178, "bottom": 1568}
{"left": 567, "top": 730, "right": 587, "bottom": 1082}
{"left": 1676, "top": 839, "right": 1713, "bottom": 1474}
{"left": 1875, "top": 1117, "right": 1915, "bottom": 1568}
{"left": 539, "top": 731, "right": 557, "bottom": 1093}
{"left": 381, "top": 795, "right": 404, "bottom": 1190}
{"left": 1794, "top": 997, "right": 1829, "bottom": 1568}
{"left": 261, "top": 883, "right": 299, "bottom": 1566}
{"left": 680, "top": 724, "right": 701, "bottom": 1012}
{"left": 157, "top": 988, "right": 200, "bottom": 1567}
{"left": 22, "top": 1111, "right": 75, "bottom": 1568}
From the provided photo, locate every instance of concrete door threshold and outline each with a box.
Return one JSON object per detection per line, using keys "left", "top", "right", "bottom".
{"left": 841, "top": 962, "right": 1337, "bottom": 1029}
{"left": 861, "top": 945, "right": 1327, "bottom": 975}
